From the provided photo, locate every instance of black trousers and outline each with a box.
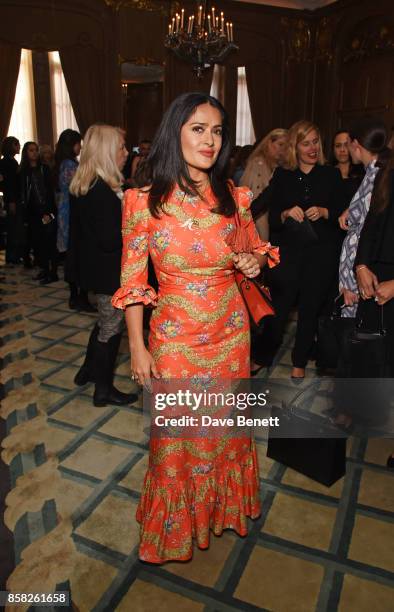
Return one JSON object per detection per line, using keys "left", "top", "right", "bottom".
{"left": 28, "top": 218, "right": 57, "bottom": 274}
{"left": 253, "top": 242, "right": 340, "bottom": 368}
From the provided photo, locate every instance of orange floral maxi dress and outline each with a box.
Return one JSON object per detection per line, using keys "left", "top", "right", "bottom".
{"left": 112, "top": 185, "right": 278, "bottom": 563}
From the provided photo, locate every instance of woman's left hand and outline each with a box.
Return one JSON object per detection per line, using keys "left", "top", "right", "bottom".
{"left": 375, "top": 280, "right": 394, "bottom": 305}
{"left": 233, "top": 253, "right": 260, "bottom": 278}
{"left": 305, "top": 206, "right": 328, "bottom": 221}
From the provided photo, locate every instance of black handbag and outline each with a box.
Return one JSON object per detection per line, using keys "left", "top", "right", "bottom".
{"left": 316, "top": 294, "right": 355, "bottom": 370}
{"left": 333, "top": 303, "right": 391, "bottom": 426}
{"left": 284, "top": 217, "right": 318, "bottom": 246}
{"left": 341, "top": 304, "right": 389, "bottom": 378}
{"left": 267, "top": 383, "right": 346, "bottom": 487}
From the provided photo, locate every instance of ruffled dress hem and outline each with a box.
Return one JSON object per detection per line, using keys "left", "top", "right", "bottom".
{"left": 136, "top": 444, "right": 261, "bottom": 564}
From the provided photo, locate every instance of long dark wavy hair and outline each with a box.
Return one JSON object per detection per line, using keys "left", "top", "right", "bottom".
{"left": 20, "top": 141, "right": 40, "bottom": 173}
{"left": 350, "top": 116, "right": 393, "bottom": 213}
{"left": 54, "top": 129, "right": 81, "bottom": 187}
{"left": 142, "top": 92, "right": 235, "bottom": 218}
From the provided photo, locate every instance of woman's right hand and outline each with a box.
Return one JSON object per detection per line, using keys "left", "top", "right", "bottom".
{"left": 342, "top": 288, "right": 359, "bottom": 306}
{"left": 131, "top": 345, "right": 160, "bottom": 390}
{"left": 281, "top": 206, "right": 304, "bottom": 223}
{"left": 338, "top": 208, "right": 349, "bottom": 230}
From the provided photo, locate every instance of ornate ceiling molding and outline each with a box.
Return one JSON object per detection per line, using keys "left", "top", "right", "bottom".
{"left": 104, "top": 0, "right": 171, "bottom": 13}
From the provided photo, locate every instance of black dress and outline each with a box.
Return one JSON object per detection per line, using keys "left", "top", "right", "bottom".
{"left": 354, "top": 171, "right": 394, "bottom": 375}
{"left": 255, "top": 164, "right": 347, "bottom": 368}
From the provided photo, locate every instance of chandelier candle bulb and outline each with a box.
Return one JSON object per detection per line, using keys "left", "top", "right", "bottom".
{"left": 230, "top": 22, "right": 233, "bottom": 41}
{"left": 175, "top": 13, "right": 180, "bottom": 32}
{"left": 207, "top": 15, "right": 211, "bottom": 33}
{"left": 221, "top": 12, "right": 224, "bottom": 33}
{"left": 187, "top": 15, "right": 191, "bottom": 34}
{"left": 169, "top": 23, "right": 172, "bottom": 35}
{"left": 212, "top": 6, "right": 215, "bottom": 26}
{"left": 181, "top": 8, "right": 184, "bottom": 30}
{"left": 198, "top": 5, "right": 202, "bottom": 26}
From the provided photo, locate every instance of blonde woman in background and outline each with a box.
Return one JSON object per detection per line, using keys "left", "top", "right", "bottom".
{"left": 68, "top": 124, "right": 137, "bottom": 408}
{"left": 240, "top": 128, "right": 287, "bottom": 240}
{"left": 254, "top": 120, "right": 346, "bottom": 378}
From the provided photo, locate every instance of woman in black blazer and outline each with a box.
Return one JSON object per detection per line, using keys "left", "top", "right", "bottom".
{"left": 68, "top": 124, "right": 137, "bottom": 407}
{"left": 254, "top": 120, "right": 347, "bottom": 378}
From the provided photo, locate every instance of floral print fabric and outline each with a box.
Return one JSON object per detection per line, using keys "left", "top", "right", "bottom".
{"left": 56, "top": 158, "right": 78, "bottom": 253}
{"left": 113, "top": 185, "right": 278, "bottom": 563}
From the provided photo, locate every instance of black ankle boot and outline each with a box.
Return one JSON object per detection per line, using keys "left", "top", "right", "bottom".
{"left": 94, "top": 384, "right": 137, "bottom": 407}
{"left": 92, "top": 333, "right": 137, "bottom": 407}
{"left": 74, "top": 323, "right": 100, "bottom": 386}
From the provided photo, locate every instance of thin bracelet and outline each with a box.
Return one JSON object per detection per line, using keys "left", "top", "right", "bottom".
{"left": 356, "top": 265, "right": 367, "bottom": 271}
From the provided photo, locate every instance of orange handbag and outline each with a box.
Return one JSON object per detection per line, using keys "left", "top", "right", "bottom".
{"left": 234, "top": 270, "right": 275, "bottom": 328}
{"left": 226, "top": 207, "right": 275, "bottom": 329}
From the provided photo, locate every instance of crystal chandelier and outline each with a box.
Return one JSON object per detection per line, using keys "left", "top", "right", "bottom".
{"left": 165, "top": 2, "right": 238, "bottom": 78}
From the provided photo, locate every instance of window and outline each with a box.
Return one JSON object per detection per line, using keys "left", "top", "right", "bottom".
{"left": 48, "top": 51, "right": 79, "bottom": 143}
{"left": 210, "top": 64, "right": 225, "bottom": 105}
{"left": 8, "top": 49, "right": 37, "bottom": 157}
{"left": 236, "top": 67, "right": 255, "bottom": 146}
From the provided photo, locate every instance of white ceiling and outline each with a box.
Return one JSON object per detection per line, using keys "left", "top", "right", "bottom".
{"left": 233, "top": 0, "right": 337, "bottom": 9}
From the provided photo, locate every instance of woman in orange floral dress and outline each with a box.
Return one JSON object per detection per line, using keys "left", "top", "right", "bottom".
{"left": 112, "top": 93, "right": 278, "bottom": 563}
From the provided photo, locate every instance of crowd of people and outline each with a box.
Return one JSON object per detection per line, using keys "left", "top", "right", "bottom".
{"left": 1, "top": 93, "right": 393, "bottom": 564}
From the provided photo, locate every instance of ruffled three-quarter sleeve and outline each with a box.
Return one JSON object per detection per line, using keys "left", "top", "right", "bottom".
{"left": 235, "top": 186, "right": 280, "bottom": 268}
{"left": 112, "top": 189, "right": 158, "bottom": 309}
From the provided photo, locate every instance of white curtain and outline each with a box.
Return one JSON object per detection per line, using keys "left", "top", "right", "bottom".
{"left": 8, "top": 49, "right": 37, "bottom": 158}
{"left": 48, "top": 51, "right": 79, "bottom": 143}
{"left": 236, "top": 67, "right": 255, "bottom": 146}
{"left": 210, "top": 64, "right": 225, "bottom": 105}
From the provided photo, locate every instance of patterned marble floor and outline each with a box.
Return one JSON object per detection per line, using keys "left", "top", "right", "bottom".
{"left": 1, "top": 260, "right": 393, "bottom": 612}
